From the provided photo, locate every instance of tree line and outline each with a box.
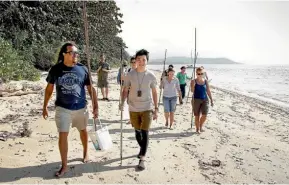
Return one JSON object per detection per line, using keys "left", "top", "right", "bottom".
{"left": 0, "top": 1, "right": 129, "bottom": 82}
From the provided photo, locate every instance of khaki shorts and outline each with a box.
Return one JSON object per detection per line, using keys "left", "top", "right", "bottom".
{"left": 129, "top": 111, "right": 153, "bottom": 131}
{"left": 55, "top": 106, "right": 89, "bottom": 132}
{"left": 192, "top": 98, "right": 209, "bottom": 116}
{"left": 98, "top": 79, "right": 108, "bottom": 88}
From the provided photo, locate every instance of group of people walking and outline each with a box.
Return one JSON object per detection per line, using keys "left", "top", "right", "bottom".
{"left": 159, "top": 64, "right": 212, "bottom": 133}
{"left": 42, "top": 42, "right": 214, "bottom": 176}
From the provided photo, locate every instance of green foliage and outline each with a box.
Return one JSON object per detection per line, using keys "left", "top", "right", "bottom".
{"left": 0, "top": 38, "right": 40, "bottom": 82}
{"left": 0, "top": 1, "right": 129, "bottom": 77}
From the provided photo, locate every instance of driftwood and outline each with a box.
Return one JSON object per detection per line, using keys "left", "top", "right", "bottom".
{"left": 0, "top": 89, "right": 19, "bottom": 93}
{"left": 0, "top": 90, "right": 40, "bottom": 97}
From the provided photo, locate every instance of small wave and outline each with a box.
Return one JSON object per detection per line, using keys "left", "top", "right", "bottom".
{"left": 212, "top": 85, "right": 289, "bottom": 111}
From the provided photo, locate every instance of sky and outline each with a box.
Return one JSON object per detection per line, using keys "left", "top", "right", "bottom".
{"left": 115, "top": 0, "right": 289, "bottom": 64}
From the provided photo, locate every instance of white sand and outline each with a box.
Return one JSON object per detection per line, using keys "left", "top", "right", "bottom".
{"left": 0, "top": 69, "right": 289, "bottom": 184}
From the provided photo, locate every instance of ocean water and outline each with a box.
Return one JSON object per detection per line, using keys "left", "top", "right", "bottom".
{"left": 147, "top": 64, "right": 289, "bottom": 109}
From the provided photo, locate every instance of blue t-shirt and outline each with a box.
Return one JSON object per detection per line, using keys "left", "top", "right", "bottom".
{"left": 46, "top": 62, "right": 91, "bottom": 110}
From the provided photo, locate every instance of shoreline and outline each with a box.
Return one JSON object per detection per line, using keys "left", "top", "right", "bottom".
{"left": 153, "top": 69, "right": 289, "bottom": 113}
{"left": 2, "top": 67, "right": 288, "bottom": 113}
{"left": 211, "top": 85, "right": 289, "bottom": 111}
{"left": 210, "top": 85, "right": 289, "bottom": 116}
{"left": 0, "top": 68, "right": 289, "bottom": 183}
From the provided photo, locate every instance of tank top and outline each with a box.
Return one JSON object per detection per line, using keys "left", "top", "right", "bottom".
{"left": 193, "top": 79, "right": 207, "bottom": 100}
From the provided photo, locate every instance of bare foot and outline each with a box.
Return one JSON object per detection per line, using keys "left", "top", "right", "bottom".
{"left": 55, "top": 166, "right": 67, "bottom": 177}
{"left": 83, "top": 154, "right": 90, "bottom": 163}
{"left": 196, "top": 130, "right": 200, "bottom": 134}
{"left": 165, "top": 121, "right": 168, "bottom": 127}
{"left": 200, "top": 128, "right": 205, "bottom": 132}
{"left": 82, "top": 152, "right": 90, "bottom": 163}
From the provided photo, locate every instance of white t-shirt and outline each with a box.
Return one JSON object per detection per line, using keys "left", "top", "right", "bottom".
{"left": 162, "top": 77, "right": 180, "bottom": 98}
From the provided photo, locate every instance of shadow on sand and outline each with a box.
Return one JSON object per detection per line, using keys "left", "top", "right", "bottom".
{"left": 0, "top": 155, "right": 139, "bottom": 183}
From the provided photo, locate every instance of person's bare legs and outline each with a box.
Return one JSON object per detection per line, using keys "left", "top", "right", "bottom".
{"left": 105, "top": 87, "right": 109, "bottom": 99}
{"left": 194, "top": 116, "right": 200, "bottom": 134}
{"left": 169, "top": 112, "right": 174, "bottom": 129}
{"left": 164, "top": 112, "right": 169, "bottom": 126}
{"left": 200, "top": 115, "right": 207, "bottom": 132}
{"left": 56, "top": 132, "right": 69, "bottom": 177}
{"left": 101, "top": 88, "right": 105, "bottom": 99}
{"left": 79, "top": 129, "right": 89, "bottom": 163}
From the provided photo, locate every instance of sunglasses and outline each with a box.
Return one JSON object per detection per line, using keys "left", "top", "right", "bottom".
{"left": 65, "top": 51, "right": 79, "bottom": 56}
{"left": 197, "top": 73, "right": 203, "bottom": 75}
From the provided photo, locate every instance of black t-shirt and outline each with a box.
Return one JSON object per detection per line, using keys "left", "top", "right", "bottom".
{"left": 46, "top": 62, "right": 90, "bottom": 110}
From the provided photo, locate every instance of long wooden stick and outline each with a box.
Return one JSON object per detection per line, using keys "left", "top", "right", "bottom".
{"left": 186, "top": 49, "right": 194, "bottom": 103}
{"left": 187, "top": 28, "right": 197, "bottom": 102}
{"left": 119, "top": 46, "right": 124, "bottom": 165}
{"left": 191, "top": 28, "right": 197, "bottom": 128}
{"left": 82, "top": 1, "right": 97, "bottom": 131}
{"left": 158, "top": 49, "right": 167, "bottom": 106}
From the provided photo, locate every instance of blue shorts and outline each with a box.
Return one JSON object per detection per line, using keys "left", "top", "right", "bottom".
{"left": 163, "top": 96, "right": 177, "bottom": 112}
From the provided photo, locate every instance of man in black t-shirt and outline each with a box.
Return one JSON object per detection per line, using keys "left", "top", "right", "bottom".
{"left": 43, "top": 42, "right": 98, "bottom": 177}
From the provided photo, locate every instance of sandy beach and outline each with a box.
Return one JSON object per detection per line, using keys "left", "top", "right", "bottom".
{"left": 0, "top": 69, "right": 289, "bottom": 184}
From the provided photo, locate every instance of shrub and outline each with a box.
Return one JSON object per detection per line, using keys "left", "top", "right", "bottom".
{"left": 0, "top": 38, "right": 40, "bottom": 82}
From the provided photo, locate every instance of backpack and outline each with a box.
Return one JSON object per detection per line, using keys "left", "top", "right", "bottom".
{"left": 117, "top": 67, "right": 130, "bottom": 84}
